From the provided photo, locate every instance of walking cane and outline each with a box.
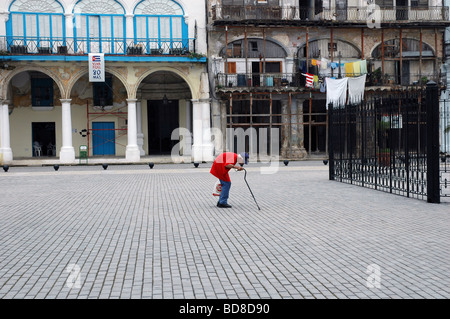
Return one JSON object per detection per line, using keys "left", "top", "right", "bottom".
{"left": 242, "top": 168, "right": 261, "bottom": 211}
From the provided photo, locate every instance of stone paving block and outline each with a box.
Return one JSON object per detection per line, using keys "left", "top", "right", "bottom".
{"left": 0, "top": 162, "right": 449, "bottom": 299}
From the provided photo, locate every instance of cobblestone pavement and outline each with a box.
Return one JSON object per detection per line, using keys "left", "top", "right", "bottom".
{"left": 0, "top": 161, "right": 449, "bottom": 299}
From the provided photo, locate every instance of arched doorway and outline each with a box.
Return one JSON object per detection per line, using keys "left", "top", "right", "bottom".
{"left": 68, "top": 71, "right": 128, "bottom": 157}
{"left": 137, "top": 70, "right": 193, "bottom": 155}
{"left": 7, "top": 70, "right": 62, "bottom": 158}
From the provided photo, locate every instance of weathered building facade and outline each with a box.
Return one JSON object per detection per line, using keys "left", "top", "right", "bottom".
{"left": 207, "top": 0, "right": 449, "bottom": 159}
{"left": 0, "top": 0, "right": 213, "bottom": 165}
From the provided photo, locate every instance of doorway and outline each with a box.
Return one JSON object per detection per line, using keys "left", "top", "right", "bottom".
{"left": 32, "top": 122, "right": 56, "bottom": 157}
{"left": 92, "top": 122, "right": 116, "bottom": 155}
{"left": 147, "top": 100, "right": 179, "bottom": 154}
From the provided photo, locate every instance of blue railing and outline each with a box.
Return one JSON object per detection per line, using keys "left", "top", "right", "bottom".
{"left": 0, "top": 36, "right": 195, "bottom": 56}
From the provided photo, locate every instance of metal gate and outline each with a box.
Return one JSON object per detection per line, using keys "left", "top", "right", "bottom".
{"left": 441, "top": 99, "right": 450, "bottom": 198}
{"left": 328, "top": 82, "right": 445, "bottom": 203}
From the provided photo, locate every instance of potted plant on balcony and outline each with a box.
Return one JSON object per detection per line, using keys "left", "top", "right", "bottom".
{"left": 421, "top": 76, "right": 428, "bottom": 85}
{"left": 371, "top": 67, "right": 382, "bottom": 85}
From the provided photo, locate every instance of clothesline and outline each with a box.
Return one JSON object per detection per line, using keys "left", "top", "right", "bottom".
{"left": 299, "top": 58, "right": 368, "bottom": 77}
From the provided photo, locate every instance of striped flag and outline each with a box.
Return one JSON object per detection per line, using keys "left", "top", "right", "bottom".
{"left": 302, "top": 73, "right": 314, "bottom": 88}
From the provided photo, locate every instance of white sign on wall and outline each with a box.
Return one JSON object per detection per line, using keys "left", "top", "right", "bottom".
{"left": 89, "top": 53, "right": 105, "bottom": 82}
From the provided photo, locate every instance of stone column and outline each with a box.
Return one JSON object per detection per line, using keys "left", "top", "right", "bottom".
{"left": 136, "top": 100, "right": 145, "bottom": 156}
{"left": 0, "top": 101, "right": 13, "bottom": 163}
{"left": 280, "top": 100, "right": 289, "bottom": 158}
{"left": 201, "top": 99, "right": 214, "bottom": 161}
{"left": 291, "top": 98, "right": 307, "bottom": 159}
{"left": 60, "top": 99, "right": 76, "bottom": 163}
{"left": 184, "top": 100, "right": 192, "bottom": 156}
{"left": 126, "top": 99, "right": 140, "bottom": 162}
{"left": 191, "top": 99, "right": 203, "bottom": 162}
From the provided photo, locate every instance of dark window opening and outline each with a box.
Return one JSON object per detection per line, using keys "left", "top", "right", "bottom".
{"left": 31, "top": 77, "right": 53, "bottom": 107}
{"left": 93, "top": 77, "right": 113, "bottom": 106}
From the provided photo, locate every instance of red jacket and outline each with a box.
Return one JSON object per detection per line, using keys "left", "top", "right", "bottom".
{"left": 210, "top": 152, "right": 238, "bottom": 182}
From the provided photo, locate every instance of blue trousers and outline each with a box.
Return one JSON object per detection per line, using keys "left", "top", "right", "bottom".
{"left": 219, "top": 180, "right": 231, "bottom": 205}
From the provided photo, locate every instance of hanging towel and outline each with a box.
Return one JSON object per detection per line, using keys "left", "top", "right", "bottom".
{"left": 302, "top": 73, "right": 314, "bottom": 88}
{"left": 353, "top": 61, "right": 361, "bottom": 77}
{"left": 326, "top": 77, "right": 348, "bottom": 109}
{"left": 321, "top": 58, "right": 328, "bottom": 70}
{"left": 360, "top": 60, "right": 367, "bottom": 74}
{"left": 313, "top": 75, "right": 319, "bottom": 89}
{"left": 320, "top": 80, "right": 326, "bottom": 93}
{"left": 347, "top": 74, "right": 367, "bottom": 105}
{"left": 345, "top": 63, "right": 354, "bottom": 77}
{"left": 299, "top": 60, "right": 307, "bottom": 73}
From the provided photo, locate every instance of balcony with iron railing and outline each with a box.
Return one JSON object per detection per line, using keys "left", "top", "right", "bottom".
{"left": 0, "top": 36, "right": 206, "bottom": 62}
{"left": 217, "top": 73, "right": 299, "bottom": 90}
{"left": 216, "top": 71, "right": 445, "bottom": 91}
{"left": 212, "top": 5, "right": 449, "bottom": 24}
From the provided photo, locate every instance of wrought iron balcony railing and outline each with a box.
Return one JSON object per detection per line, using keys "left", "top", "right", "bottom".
{"left": 212, "top": 5, "right": 449, "bottom": 23}
{"left": 216, "top": 72, "right": 444, "bottom": 90}
{"left": 0, "top": 36, "right": 196, "bottom": 56}
{"left": 217, "top": 73, "right": 299, "bottom": 89}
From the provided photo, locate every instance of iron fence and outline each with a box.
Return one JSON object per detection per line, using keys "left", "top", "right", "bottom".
{"left": 328, "top": 83, "right": 442, "bottom": 203}
{"left": 212, "top": 5, "right": 449, "bottom": 23}
{"left": 440, "top": 99, "right": 450, "bottom": 197}
{"left": 0, "top": 36, "right": 195, "bottom": 56}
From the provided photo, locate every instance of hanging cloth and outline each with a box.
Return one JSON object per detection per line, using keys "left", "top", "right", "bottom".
{"left": 347, "top": 74, "right": 367, "bottom": 105}
{"left": 302, "top": 73, "right": 314, "bottom": 88}
{"left": 321, "top": 58, "right": 328, "bottom": 70}
{"left": 311, "top": 59, "right": 317, "bottom": 66}
{"left": 360, "top": 60, "right": 367, "bottom": 74}
{"left": 345, "top": 63, "right": 354, "bottom": 77}
{"left": 353, "top": 61, "right": 361, "bottom": 77}
{"left": 326, "top": 77, "right": 348, "bottom": 109}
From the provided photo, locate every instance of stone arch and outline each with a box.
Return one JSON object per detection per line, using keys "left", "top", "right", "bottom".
{"left": 1, "top": 66, "right": 65, "bottom": 101}
{"left": 134, "top": 66, "right": 197, "bottom": 100}
{"left": 369, "top": 37, "right": 436, "bottom": 58}
{"left": 9, "top": 0, "right": 64, "bottom": 13}
{"left": 296, "top": 37, "right": 361, "bottom": 59}
{"left": 65, "top": 66, "right": 131, "bottom": 100}
{"left": 72, "top": 0, "right": 125, "bottom": 14}
{"left": 220, "top": 36, "right": 289, "bottom": 58}
{"left": 133, "top": 0, "right": 185, "bottom": 15}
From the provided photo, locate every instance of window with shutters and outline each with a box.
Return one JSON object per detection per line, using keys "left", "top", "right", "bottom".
{"left": 133, "top": 0, "right": 188, "bottom": 53}
{"left": 7, "top": 0, "right": 65, "bottom": 53}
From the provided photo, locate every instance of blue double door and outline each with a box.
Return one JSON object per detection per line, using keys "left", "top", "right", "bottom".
{"left": 92, "top": 122, "right": 115, "bottom": 156}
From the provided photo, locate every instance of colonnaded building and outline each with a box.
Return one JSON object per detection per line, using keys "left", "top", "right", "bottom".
{"left": 207, "top": 0, "right": 449, "bottom": 159}
{"left": 0, "top": 0, "right": 213, "bottom": 165}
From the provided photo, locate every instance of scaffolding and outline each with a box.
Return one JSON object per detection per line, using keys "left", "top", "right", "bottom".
{"left": 85, "top": 100, "right": 128, "bottom": 157}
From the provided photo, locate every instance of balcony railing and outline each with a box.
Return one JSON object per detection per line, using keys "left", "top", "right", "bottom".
{"left": 217, "top": 72, "right": 444, "bottom": 90}
{"left": 212, "top": 5, "right": 449, "bottom": 23}
{"left": 217, "top": 73, "right": 299, "bottom": 89}
{"left": 0, "top": 36, "right": 196, "bottom": 56}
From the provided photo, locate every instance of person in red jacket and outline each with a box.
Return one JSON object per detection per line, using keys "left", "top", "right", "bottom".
{"left": 210, "top": 152, "right": 248, "bottom": 208}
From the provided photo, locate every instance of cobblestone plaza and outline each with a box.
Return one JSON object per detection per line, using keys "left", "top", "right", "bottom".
{"left": 0, "top": 162, "right": 449, "bottom": 299}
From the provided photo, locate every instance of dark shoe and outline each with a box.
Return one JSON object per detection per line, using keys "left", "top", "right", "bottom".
{"left": 217, "top": 203, "right": 232, "bottom": 208}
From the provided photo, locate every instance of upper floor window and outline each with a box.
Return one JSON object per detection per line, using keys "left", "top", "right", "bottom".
{"left": 7, "top": 0, "right": 65, "bottom": 52}
{"left": 73, "top": 0, "right": 125, "bottom": 53}
{"left": 134, "top": 0, "right": 188, "bottom": 53}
